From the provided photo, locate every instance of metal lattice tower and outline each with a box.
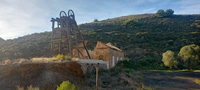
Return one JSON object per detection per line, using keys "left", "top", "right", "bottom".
{"left": 50, "top": 9, "right": 91, "bottom": 59}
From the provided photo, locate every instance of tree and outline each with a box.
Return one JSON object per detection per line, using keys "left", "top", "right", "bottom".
{"left": 178, "top": 44, "right": 200, "bottom": 69}
{"left": 156, "top": 9, "right": 165, "bottom": 17}
{"left": 94, "top": 19, "right": 98, "bottom": 22}
{"left": 162, "top": 50, "right": 178, "bottom": 68}
{"left": 165, "top": 9, "right": 174, "bottom": 17}
{"left": 156, "top": 9, "right": 174, "bottom": 17}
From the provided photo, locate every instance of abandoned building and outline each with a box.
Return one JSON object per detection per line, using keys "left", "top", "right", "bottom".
{"left": 73, "top": 41, "right": 124, "bottom": 68}
{"left": 72, "top": 41, "right": 94, "bottom": 59}
{"left": 93, "top": 41, "right": 124, "bottom": 68}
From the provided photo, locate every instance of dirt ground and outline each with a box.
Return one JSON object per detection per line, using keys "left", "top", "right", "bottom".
{"left": 0, "top": 62, "right": 200, "bottom": 90}
{"left": 141, "top": 71, "right": 200, "bottom": 90}
{"left": 0, "top": 62, "right": 85, "bottom": 90}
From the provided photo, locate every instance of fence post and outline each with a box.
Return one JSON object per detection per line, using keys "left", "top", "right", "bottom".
{"left": 96, "top": 63, "right": 99, "bottom": 90}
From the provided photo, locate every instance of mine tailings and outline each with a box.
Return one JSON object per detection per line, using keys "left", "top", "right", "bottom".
{"left": 0, "top": 62, "right": 84, "bottom": 90}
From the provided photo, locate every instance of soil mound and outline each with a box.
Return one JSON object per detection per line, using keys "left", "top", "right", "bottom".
{"left": 0, "top": 62, "right": 83, "bottom": 90}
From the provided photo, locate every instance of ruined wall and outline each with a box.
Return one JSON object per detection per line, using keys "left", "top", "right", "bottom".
{"left": 77, "top": 59, "right": 109, "bottom": 74}
{"left": 109, "top": 49, "right": 124, "bottom": 68}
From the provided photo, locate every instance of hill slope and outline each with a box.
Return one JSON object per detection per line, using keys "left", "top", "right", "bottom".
{"left": 80, "top": 14, "right": 200, "bottom": 58}
{"left": 0, "top": 14, "right": 200, "bottom": 61}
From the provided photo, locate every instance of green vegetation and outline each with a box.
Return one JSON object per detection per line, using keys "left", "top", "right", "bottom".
{"left": 178, "top": 44, "right": 200, "bottom": 62}
{"left": 120, "top": 57, "right": 166, "bottom": 70}
{"left": 121, "top": 44, "right": 200, "bottom": 70}
{"left": 178, "top": 44, "right": 200, "bottom": 69}
{"left": 162, "top": 50, "right": 178, "bottom": 69}
{"left": 56, "top": 54, "right": 67, "bottom": 61}
{"left": 93, "top": 19, "right": 98, "bottom": 22}
{"left": 57, "top": 81, "right": 75, "bottom": 90}
{"left": 156, "top": 9, "right": 174, "bottom": 17}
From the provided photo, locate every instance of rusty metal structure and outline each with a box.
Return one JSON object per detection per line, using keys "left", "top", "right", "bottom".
{"left": 51, "top": 9, "right": 91, "bottom": 59}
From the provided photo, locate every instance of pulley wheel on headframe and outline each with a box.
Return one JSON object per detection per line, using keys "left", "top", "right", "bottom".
{"left": 68, "top": 9, "right": 75, "bottom": 20}
{"left": 60, "top": 11, "right": 67, "bottom": 18}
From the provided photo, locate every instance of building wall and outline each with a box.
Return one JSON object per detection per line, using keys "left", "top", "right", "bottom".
{"left": 93, "top": 41, "right": 110, "bottom": 61}
{"left": 93, "top": 48, "right": 110, "bottom": 61}
{"left": 108, "top": 49, "right": 124, "bottom": 68}
{"left": 73, "top": 41, "right": 125, "bottom": 68}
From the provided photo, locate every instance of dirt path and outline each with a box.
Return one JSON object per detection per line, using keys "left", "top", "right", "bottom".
{"left": 141, "top": 71, "right": 200, "bottom": 90}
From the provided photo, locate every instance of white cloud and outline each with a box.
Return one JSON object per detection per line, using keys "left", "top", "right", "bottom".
{"left": 0, "top": 0, "right": 51, "bottom": 39}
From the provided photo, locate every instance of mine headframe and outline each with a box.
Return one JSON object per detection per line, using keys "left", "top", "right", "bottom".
{"left": 50, "top": 9, "right": 91, "bottom": 59}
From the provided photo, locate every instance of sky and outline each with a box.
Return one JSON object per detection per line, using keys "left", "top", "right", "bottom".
{"left": 0, "top": 0, "right": 200, "bottom": 40}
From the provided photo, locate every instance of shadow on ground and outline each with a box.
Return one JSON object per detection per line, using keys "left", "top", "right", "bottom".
{"left": 142, "top": 71, "right": 200, "bottom": 90}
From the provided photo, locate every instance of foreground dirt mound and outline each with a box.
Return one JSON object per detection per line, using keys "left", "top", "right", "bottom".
{"left": 0, "top": 62, "right": 84, "bottom": 90}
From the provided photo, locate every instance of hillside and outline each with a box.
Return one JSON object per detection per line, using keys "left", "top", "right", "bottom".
{"left": 0, "top": 14, "right": 200, "bottom": 61}
{"left": 81, "top": 14, "right": 200, "bottom": 58}
{"left": 0, "top": 37, "right": 5, "bottom": 45}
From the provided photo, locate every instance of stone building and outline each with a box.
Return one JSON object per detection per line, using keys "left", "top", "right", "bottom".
{"left": 72, "top": 41, "right": 93, "bottom": 59}
{"left": 93, "top": 41, "right": 124, "bottom": 68}
{"left": 73, "top": 41, "right": 125, "bottom": 68}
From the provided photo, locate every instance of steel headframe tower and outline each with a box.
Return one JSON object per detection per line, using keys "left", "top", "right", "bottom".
{"left": 51, "top": 9, "right": 91, "bottom": 59}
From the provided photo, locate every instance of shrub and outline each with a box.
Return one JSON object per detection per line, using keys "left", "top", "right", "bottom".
{"left": 56, "top": 54, "right": 67, "bottom": 61}
{"left": 178, "top": 44, "right": 200, "bottom": 69}
{"left": 57, "top": 81, "right": 75, "bottom": 90}
{"left": 4, "top": 60, "right": 11, "bottom": 64}
{"left": 162, "top": 50, "right": 178, "bottom": 69}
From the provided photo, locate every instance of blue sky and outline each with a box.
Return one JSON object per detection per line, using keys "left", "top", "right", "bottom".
{"left": 0, "top": 0, "right": 200, "bottom": 40}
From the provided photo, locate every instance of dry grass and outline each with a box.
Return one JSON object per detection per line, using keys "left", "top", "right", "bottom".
{"left": 30, "top": 57, "right": 57, "bottom": 62}
{"left": 17, "top": 85, "right": 39, "bottom": 90}
{"left": 3, "top": 59, "right": 11, "bottom": 64}
{"left": 194, "top": 79, "right": 200, "bottom": 86}
{"left": 0, "top": 57, "right": 64, "bottom": 65}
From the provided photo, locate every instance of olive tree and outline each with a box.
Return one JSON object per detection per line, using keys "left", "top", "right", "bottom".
{"left": 94, "top": 19, "right": 98, "bottom": 22}
{"left": 178, "top": 44, "right": 200, "bottom": 69}
{"left": 162, "top": 50, "right": 178, "bottom": 68}
{"left": 156, "top": 9, "right": 165, "bottom": 17}
{"left": 165, "top": 9, "right": 174, "bottom": 17}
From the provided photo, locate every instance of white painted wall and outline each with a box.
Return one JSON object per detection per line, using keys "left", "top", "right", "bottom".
{"left": 112, "top": 56, "right": 115, "bottom": 67}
